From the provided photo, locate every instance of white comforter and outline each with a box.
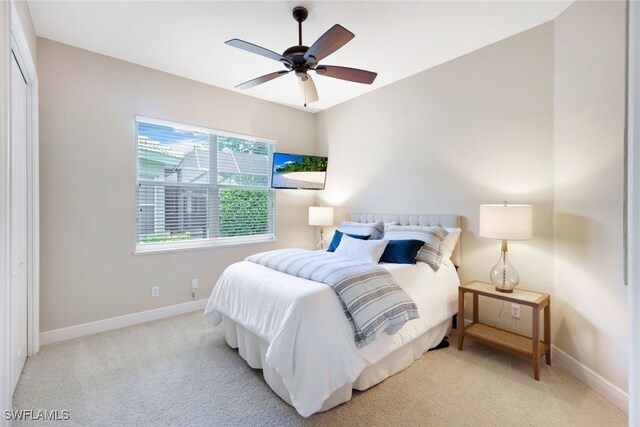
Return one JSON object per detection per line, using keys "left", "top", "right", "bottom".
{"left": 204, "top": 259, "right": 460, "bottom": 417}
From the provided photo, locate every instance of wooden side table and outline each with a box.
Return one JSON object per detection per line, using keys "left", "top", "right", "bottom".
{"left": 457, "top": 280, "right": 551, "bottom": 380}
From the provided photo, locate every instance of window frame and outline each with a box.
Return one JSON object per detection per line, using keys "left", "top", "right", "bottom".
{"left": 134, "top": 116, "right": 276, "bottom": 255}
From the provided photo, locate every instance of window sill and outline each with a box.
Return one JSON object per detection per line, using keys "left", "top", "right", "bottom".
{"left": 134, "top": 235, "right": 276, "bottom": 255}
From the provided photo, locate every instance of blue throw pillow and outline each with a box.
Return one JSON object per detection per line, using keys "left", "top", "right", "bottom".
{"left": 327, "top": 230, "right": 371, "bottom": 252}
{"left": 380, "top": 239, "right": 425, "bottom": 264}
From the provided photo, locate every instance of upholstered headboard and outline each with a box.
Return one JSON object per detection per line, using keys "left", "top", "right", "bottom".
{"left": 351, "top": 213, "right": 462, "bottom": 267}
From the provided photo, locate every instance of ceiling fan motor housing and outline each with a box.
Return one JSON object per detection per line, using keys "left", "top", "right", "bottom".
{"left": 282, "top": 45, "right": 309, "bottom": 64}
{"left": 282, "top": 45, "right": 313, "bottom": 78}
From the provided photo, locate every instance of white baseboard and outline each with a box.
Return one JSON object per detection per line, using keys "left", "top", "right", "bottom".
{"left": 552, "top": 345, "right": 628, "bottom": 413}
{"left": 40, "top": 299, "right": 208, "bottom": 346}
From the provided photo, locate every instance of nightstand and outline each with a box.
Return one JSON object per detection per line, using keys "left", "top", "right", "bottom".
{"left": 457, "top": 280, "right": 551, "bottom": 380}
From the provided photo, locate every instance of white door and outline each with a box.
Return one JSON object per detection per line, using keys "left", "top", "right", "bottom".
{"left": 10, "top": 50, "right": 28, "bottom": 395}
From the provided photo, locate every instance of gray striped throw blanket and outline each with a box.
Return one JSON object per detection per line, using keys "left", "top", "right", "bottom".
{"left": 246, "top": 249, "right": 419, "bottom": 348}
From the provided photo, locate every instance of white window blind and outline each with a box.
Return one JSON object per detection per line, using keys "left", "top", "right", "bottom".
{"left": 135, "top": 117, "right": 275, "bottom": 252}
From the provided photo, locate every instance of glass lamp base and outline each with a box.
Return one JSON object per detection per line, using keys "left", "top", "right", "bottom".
{"left": 489, "top": 250, "right": 519, "bottom": 293}
{"left": 316, "top": 228, "right": 326, "bottom": 250}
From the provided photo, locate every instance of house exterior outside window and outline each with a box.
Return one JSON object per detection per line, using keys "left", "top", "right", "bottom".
{"left": 135, "top": 117, "right": 275, "bottom": 253}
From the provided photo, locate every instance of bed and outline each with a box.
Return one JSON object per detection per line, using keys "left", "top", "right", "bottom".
{"left": 204, "top": 213, "right": 462, "bottom": 417}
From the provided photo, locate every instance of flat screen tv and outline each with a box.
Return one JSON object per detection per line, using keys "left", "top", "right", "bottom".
{"left": 271, "top": 152, "right": 328, "bottom": 190}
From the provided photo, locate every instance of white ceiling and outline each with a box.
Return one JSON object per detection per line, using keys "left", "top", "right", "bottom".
{"left": 27, "top": 1, "right": 572, "bottom": 113}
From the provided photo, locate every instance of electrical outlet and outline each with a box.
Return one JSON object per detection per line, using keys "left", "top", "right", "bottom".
{"left": 511, "top": 304, "right": 521, "bottom": 319}
{"left": 151, "top": 286, "right": 159, "bottom": 297}
{"left": 191, "top": 279, "right": 199, "bottom": 289}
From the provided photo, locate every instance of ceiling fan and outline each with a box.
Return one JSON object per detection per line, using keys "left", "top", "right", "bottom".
{"left": 226, "top": 6, "right": 378, "bottom": 107}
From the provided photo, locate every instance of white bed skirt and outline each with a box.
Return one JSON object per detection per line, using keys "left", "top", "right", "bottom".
{"left": 220, "top": 314, "right": 452, "bottom": 413}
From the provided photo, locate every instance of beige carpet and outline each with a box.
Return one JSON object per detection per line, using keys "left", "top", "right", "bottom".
{"left": 13, "top": 312, "right": 627, "bottom": 426}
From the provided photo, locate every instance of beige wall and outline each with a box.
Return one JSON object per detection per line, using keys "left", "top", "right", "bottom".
{"left": 37, "top": 38, "right": 316, "bottom": 331}
{"left": 552, "top": 0, "right": 628, "bottom": 391}
{"left": 315, "top": 0, "right": 628, "bottom": 395}
{"left": 316, "top": 23, "right": 555, "bottom": 335}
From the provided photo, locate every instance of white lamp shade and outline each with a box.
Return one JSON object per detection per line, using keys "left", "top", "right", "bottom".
{"left": 309, "top": 206, "right": 334, "bottom": 226}
{"left": 479, "top": 204, "right": 533, "bottom": 240}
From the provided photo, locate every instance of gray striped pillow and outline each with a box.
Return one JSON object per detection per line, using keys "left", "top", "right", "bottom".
{"left": 383, "top": 225, "right": 448, "bottom": 271}
{"left": 338, "top": 221, "right": 385, "bottom": 240}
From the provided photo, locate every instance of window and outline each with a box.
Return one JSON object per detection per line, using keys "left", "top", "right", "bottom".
{"left": 135, "top": 117, "right": 275, "bottom": 253}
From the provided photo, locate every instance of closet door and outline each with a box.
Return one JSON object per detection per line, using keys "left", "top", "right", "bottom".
{"left": 10, "top": 50, "right": 28, "bottom": 395}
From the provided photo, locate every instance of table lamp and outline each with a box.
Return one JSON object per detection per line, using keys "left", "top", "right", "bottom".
{"left": 309, "top": 206, "right": 334, "bottom": 249}
{"left": 479, "top": 202, "right": 533, "bottom": 293}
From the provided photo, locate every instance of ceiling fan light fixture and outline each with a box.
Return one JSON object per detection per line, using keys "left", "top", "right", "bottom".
{"left": 299, "top": 74, "right": 318, "bottom": 107}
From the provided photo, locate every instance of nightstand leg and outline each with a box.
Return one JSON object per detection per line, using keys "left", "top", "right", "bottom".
{"left": 544, "top": 301, "right": 551, "bottom": 365}
{"left": 472, "top": 294, "right": 479, "bottom": 323}
{"left": 532, "top": 308, "right": 540, "bottom": 380}
{"left": 458, "top": 289, "right": 465, "bottom": 350}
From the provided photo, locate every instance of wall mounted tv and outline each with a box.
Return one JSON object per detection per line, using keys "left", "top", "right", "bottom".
{"left": 271, "top": 152, "right": 328, "bottom": 190}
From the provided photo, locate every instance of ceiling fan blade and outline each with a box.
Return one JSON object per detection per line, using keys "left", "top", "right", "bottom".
{"left": 236, "top": 70, "right": 291, "bottom": 90}
{"left": 315, "top": 65, "right": 377, "bottom": 84}
{"left": 298, "top": 75, "right": 319, "bottom": 106}
{"left": 303, "top": 25, "right": 354, "bottom": 64}
{"left": 226, "top": 39, "right": 292, "bottom": 65}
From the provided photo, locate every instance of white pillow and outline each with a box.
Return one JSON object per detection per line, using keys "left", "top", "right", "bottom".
{"left": 334, "top": 234, "right": 389, "bottom": 264}
{"left": 441, "top": 227, "right": 462, "bottom": 261}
